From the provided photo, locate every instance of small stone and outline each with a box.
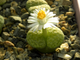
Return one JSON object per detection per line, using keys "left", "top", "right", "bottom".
{"left": 9, "top": 54, "right": 16, "bottom": 60}
{"left": 4, "top": 8, "right": 11, "bottom": 17}
{"left": 2, "top": 3, "right": 11, "bottom": 9}
{"left": 71, "top": 44, "right": 80, "bottom": 49}
{"left": 10, "top": 7, "right": 17, "bottom": 15}
{"left": 61, "top": 26, "right": 70, "bottom": 36}
{"left": 16, "top": 41, "right": 24, "bottom": 48}
{"left": 65, "top": 12, "right": 74, "bottom": 16}
{"left": 4, "top": 51, "right": 11, "bottom": 59}
{"left": 21, "top": 12, "right": 29, "bottom": 19}
{"left": 26, "top": 44, "right": 33, "bottom": 50}
{"left": 60, "top": 43, "right": 69, "bottom": 51}
{"left": 69, "top": 50, "right": 76, "bottom": 57}
{"left": 4, "top": 58, "right": 9, "bottom": 60}
{"left": 62, "top": 0, "right": 72, "bottom": 6}
{"left": 46, "top": 0, "right": 53, "bottom": 6}
{"left": 13, "top": 27, "right": 26, "bottom": 37}
{"left": 21, "top": 8, "right": 27, "bottom": 13}
{"left": 7, "top": 47, "right": 13, "bottom": 53}
{"left": 20, "top": 1, "right": 26, "bottom": 8}
{"left": 58, "top": 53, "right": 71, "bottom": 59}
{"left": 74, "top": 52, "right": 80, "bottom": 60}
{"left": 11, "top": 1, "right": 18, "bottom": 7}
{"left": 13, "top": 26, "right": 20, "bottom": 36}
{"left": 16, "top": 53, "right": 26, "bottom": 60}
{"left": 18, "top": 23, "right": 26, "bottom": 29}
{"left": 17, "top": 48, "right": 24, "bottom": 53}
{"left": 9, "top": 16, "right": 22, "bottom": 23}
{"left": 2, "top": 32, "right": 10, "bottom": 40}
{"left": 70, "top": 35, "right": 76, "bottom": 42}
{"left": 4, "top": 41, "right": 15, "bottom": 47}
{"left": 0, "top": 15, "right": 4, "bottom": 34}
{"left": 53, "top": 2, "right": 59, "bottom": 6}
{"left": 0, "top": 48, "right": 6, "bottom": 60}
{"left": 59, "top": 14, "right": 68, "bottom": 21}
{"left": 12, "top": 6, "right": 21, "bottom": 15}
{"left": 69, "top": 7, "right": 74, "bottom": 12}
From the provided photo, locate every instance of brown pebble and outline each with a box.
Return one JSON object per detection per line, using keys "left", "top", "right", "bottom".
{"left": 11, "top": 1, "right": 18, "bottom": 7}
{"left": 17, "top": 48, "right": 24, "bottom": 53}
{"left": 59, "top": 14, "right": 68, "bottom": 21}
{"left": 70, "top": 35, "right": 76, "bottom": 42}
{"left": 4, "top": 41, "right": 15, "bottom": 47}
{"left": 62, "top": 0, "right": 72, "bottom": 6}
{"left": 65, "top": 12, "right": 74, "bottom": 16}
{"left": 61, "top": 26, "right": 70, "bottom": 35}
{"left": 26, "top": 44, "right": 33, "bottom": 50}
{"left": 21, "top": 8, "right": 27, "bottom": 13}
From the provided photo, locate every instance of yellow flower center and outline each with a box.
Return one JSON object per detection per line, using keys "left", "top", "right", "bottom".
{"left": 37, "top": 10, "right": 46, "bottom": 19}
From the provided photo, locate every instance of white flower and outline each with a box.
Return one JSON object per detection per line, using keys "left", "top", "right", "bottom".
{"left": 27, "top": 8, "right": 59, "bottom": 32}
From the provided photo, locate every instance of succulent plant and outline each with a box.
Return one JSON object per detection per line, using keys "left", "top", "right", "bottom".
{"left": 0, "top": 15, "right": 4, "bottom": 33}
{"left": 0, "top": 0, "right": 6, "bottom": 5}
{"left": 27, "top": 27, "right": 64, "bottom": 53}
{"left": 26, "top": 0, "right": 51, "bottom": 12}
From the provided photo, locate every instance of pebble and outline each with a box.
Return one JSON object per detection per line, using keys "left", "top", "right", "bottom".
{"left": 18, "top": 23, "right": 26, "bottom": 29}
{"left": 4, "top": 51, "right": 11, "bottom": 59}
{"left": 62, "top": 0, "right": 72, "bottom": 6}
{"left": 9, "top": 54, "right": 16, "bottom": 60}
{"left": 2, "top": 32, "right": 10, "bottom": 40}
{"left": 58, "top": 53, "right": 72, "bottom": 59}
{"left": 16, "top": 41, "right": 24, "bottom": 48}
{"left": 11, "top": 1, "right": 18, "bottom": 7}
{"left": 2, "top": 3, "right": 11, "bottom": 9}
{"left": 21, "top": 12, "right": 29, "bottom": 19}
{"left": 70, "top": 35, "right": 76, "bottom": 42}
{"left": 65, "top": 12, "right": 74, "bottom": 16}
{"left": 60, "top": 43, "right": 69, "bottom": 51}
{"left": 74, "top": 52, "right": 80, "bottom": 60}
{"left": 4, "top": 41, "right": 15, "bottom": 47}
{"left": 4, "top": 58, "right": 9, "bottom": 60}
{"left": 0, "top": 48, "right": 6, "bottom": 60}
{"left": 9, "top": 16, "right": 22, "bottom": 23}
{"left": 4, "top": 8, "right": 11, "bottom": 17}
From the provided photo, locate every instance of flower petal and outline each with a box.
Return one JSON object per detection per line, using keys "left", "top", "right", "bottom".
{"left": 28, "top": 23, "right": 38, "bottom": 28}
{"left": 44, "top": 23, "right": 52, "bottom": 29}
{"left": 48, "top": 17, "right": 59, "bottom": 24}
{"left": 28, "top": 20, "right": 37, "bottom": 23}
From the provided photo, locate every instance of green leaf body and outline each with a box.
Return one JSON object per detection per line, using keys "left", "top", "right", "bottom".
{"left": 0, "top": 15, "right": 4, "bottom": 33}
{"left": 26, "top": 0, "right": 51, "bottom": 12}
{"left": 0, "top": 0, "right": 6, "bottom": 5}
{"left": 27, "top": 27, "right": 64, "bottom": 53}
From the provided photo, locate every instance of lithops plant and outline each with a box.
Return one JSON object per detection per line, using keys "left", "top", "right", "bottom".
{"left": 26, "top": 8, "right": 64, "bottom": 53}
{"left": 26, "top": 0, "right": 51, "bottom": 12}
{"left": 0, "top": 15, "right": 4, "bottom": 34}
{"left": 0, "top": 0, "right": 6, "bottom": 5}
{"left": 27, "top": 27, "right": 64, "bottom": 53}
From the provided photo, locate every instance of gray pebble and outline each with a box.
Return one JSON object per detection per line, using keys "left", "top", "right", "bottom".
{"left": 9, "top": 54, "right": 16, "bottom": 60}
{"left": 4, "top": 51, "right": 11, "bottom": 59}
{"left": 2, "top": 3, "right": 11, "bottom": 9}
